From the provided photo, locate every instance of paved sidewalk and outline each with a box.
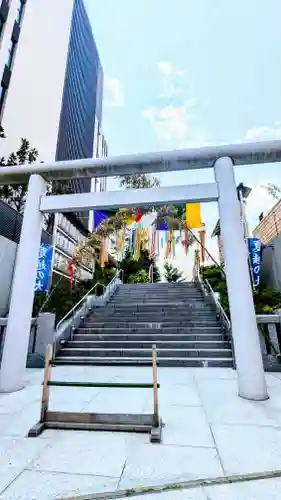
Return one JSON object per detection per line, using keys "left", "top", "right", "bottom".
{"left": 1, "top": 366, "right": 281, "bottom": 499}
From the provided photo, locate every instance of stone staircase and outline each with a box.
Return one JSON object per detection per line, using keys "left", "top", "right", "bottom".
{"left": 55, "top": 283, "right": 233, "bottom": 367}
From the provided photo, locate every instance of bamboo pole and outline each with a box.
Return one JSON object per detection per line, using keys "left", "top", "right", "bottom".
{"left": 40, "top": 344, "right": 53, "bottom": 422}
{"left": 152, "top": 344, "right": 159, "bottom": 427}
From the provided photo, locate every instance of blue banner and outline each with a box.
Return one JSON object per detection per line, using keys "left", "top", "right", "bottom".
{"left": 35, "top": 244, "right": 53, "bottom": 293}
{"left": 248, "top": 237, "right": 262, "bottom": 289}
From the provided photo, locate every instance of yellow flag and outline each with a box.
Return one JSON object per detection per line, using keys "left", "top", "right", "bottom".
{"left": 125, "top": 215, "right": 135, "bottom": 227}
{"left": 186, "top": 203, "right": 204, "bottom": 229}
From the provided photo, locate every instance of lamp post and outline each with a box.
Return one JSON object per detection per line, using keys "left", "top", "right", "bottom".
{"left": 237, "top": 182, "right": 252, "bottom": 240}
{"left": 237, "top": 182, "right": 254, "bottom": 285}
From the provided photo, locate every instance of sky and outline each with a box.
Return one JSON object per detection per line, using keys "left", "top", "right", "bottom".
{"left": 85, "top": 0, "right": 281, "bottom": 276}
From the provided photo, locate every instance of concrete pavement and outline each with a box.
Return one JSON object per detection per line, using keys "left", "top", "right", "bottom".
{"left": 1, "top": 366, "right": 281, "bottom": 499}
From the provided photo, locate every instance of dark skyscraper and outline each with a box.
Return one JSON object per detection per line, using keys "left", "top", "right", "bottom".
{"left": 56, "top": 0, "right": 104, "bottom": 195}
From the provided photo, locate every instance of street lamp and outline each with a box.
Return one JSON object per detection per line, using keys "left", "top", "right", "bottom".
{"left": 236, "top": 182, "right": 255, "bottom": 286}
{"left": 237, "top": 182, "right": 252, "bottom": 240}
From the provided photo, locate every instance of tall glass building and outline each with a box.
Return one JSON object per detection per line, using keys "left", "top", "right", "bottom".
{"left": 56, "top": 0, "right": 105, "bottom": 194}
{"left": 0, "top": 0, "right": 107, "bottom": 200}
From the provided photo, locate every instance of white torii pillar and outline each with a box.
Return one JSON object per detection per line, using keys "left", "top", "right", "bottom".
{"left": 214, "top": 157, "right": 268, "bottom": 401}
{"left": 0, "top": 174, "right": 46, "bottom": 392}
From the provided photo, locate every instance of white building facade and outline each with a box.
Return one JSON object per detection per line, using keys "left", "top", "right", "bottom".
{"left": 0, "top": 0, "right": 107, "bottom": 197}
{"left": 0, "top": 0, "right": 108, "bottom": 281}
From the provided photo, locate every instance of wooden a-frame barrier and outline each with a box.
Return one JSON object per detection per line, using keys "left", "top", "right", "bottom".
{"left": 28, "top": 344, "right": 163, "bottom": 443}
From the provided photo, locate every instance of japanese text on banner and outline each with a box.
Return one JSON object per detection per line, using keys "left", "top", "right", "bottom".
{"left": 35, "top": 244, "right": 53, "bottom": 293}
{"left": 248, "top": 237, "right": 261, "bottom": 289}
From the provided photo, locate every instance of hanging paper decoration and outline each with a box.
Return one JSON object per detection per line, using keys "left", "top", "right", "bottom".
{"left": 182, "top": 230, "right": 189, "bottom": 255}
{"left": 199, "top": 230, "right": 206, "bottom": 262}
{"left": 155, "top": 230, "right": 160, "bottom": 256}
{"left": 100, "top": 239, "right": 106, "bottom": 268}
{"left": 124, "top": 211, "right": 143, "bottom": 228}
{"left": 165, "top": 231, "right": 171, "bottom": 259}
{"left": 195, "top": 249, "right": 200, "bottom": 266}
{"left": 135, "top": 212, "right": 143, "bottom": 223}
{"left": 93, "top": 209, "right": 119, "bottom": 231}
{"left": 156, "top": 219, "right": 169, "bottom": 231}
{"left": 125, "top": 215, "right": 136, "bottom": 227}
{"left": 147, "top": 227, "right": 152, "bottom": 255}
{"left": 103, "top": 236, "right": 109, "bottom": 264}
{"left": 171, "top": 230, "right": 176, "bottom": 259}
{"left": 186, "top": 203, "right": 204, "bottom": 229}
{"left": 94, "top": 211, "right": 108, "bottom": 231}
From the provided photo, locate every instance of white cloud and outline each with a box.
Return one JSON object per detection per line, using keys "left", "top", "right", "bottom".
{"left": 175, "top": 69, "right": 185, "bottom": 77}
{"left": 104, "top": 77, "right": 124, "bottom": 107}
{"left": 157, "top": 61, "right": 173, "bottom": 75}
{"left": 142, "top": 102, "right": 209, "bottom": 148}
{"left": 244, "top": 123, "right": 281, "bottom": 141}
{"left": 142, "top": 64, "right": 208, "bottom": 148}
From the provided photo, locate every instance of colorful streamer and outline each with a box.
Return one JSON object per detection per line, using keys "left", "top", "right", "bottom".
{"left": 199, "top": 230, "right": 206, "bottom": 262}
{"left": 186, "top": 203, "right": 204, "bottom": 229}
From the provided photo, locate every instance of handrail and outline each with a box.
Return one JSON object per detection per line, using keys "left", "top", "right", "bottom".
{"left": 55, "top": 268, "right": 124, "bottom": 332}
{"left": 193, "top": 261, "right": 231, "bottom": 334}
{"left": 55, "top": 281, "right": 105, "bottom": 332}
{"left": 109, "top": 268, "right": 124, "bottom": 287}
{"left": 149, "top": 263, "right": 154, "bottom": 283}
{"left": 204, "top": 278, "right": 231, "bottom": 331}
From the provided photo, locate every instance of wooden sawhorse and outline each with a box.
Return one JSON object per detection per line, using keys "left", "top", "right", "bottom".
{"left": 28, "top": 344, "right": 163, "bottom": 443}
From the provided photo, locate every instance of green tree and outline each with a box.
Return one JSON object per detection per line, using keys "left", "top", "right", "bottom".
{"left": 0, "top": 128, "right": 73, "bottom": 230}
{"left": 128, "top": 269, "right": 150, "bottom": 283}
{"left": 164, "top": 262, "right": 185, "bottom": 283}
{"left": 0, "top": 138, "right": 39, "bottom": 213}
{"left": 201, "top": 264, "right": 281, "bottom": 316}
{"left": 119, "top": 173, "right": 160, "bottom": 189}
{"left": 119, "top": 249, "right": 160, "bottom": 284}
{"left": 263, "top": 183, "right": 281, "bottom": 201}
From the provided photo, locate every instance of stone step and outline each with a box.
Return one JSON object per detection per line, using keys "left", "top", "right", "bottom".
{"left": 112, "top": 297, "right": 204, "bottom": 301}
{"left": 89, "top": 310, "right": 217, "bottom": 317}
{"left": 54, "top": 356, "right": 234, "bottom": 368}
{"left": 117, "top": 288, "right": 199, "bottom": 292}
{"left": 106, "top": 299, "right": 205, "bottom": 310}
{"left": 59, "top": 347, "right": 233, "bottom": 358}
{"left": 84, "top": 321, "right": 220, "bottom": 328}
{"left": 103, "top": 305, "right": 213, "bottom": 312}
{"left": 118, "top": 283, "right": 198, "bottom": 287}
{"left": 88, "top": 317, "right": 218, "bottom": 324}
{"left": 101, "top": 312, "right": 215, "bottom": 318}
{"left": 81, "top": 321, "right": 221, "bottom": 328}
{"left": 66, "top": 340, "right": 230, "bottom": 349}
{"left": 74, "top": 333, "right": 225, "bottom": 342}
{"left": 114, "top": 293, "right": 203, "bottom": 298}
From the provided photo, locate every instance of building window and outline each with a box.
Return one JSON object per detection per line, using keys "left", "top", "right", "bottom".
{"left": 7, "top": 43, "right": 16, "bottom": 69}
{"left": 0, "top": 1, "right": 25, "bottom": 117}
{"left": 0, "top": 17, "right": 3, "bottom": 39}
{"left": 0, "top": 85, "right": 6, "bottom": 115}
{"left": 16, "top": 0, "right": 25, "bottom": 26}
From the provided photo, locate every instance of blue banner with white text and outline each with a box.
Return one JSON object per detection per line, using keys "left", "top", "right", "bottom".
{"left": 248, "top": 237, "right": 262, "bottom": 289}
{"left": 35, "top": 244, "right": 53, "bottom": 293}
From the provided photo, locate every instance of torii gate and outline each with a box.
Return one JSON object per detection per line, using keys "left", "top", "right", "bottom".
{"left": 1, "top": 140, "right": 281, "bottom": 401}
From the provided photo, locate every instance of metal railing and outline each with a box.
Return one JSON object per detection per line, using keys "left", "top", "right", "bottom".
{"left": 204, "top": 278, "right": 231, "bottom": 333}
{"left": 149, "top": 263, "right": 154, "bottom": 283}
{"left": 53, "top": 268, "right": 124, "bottom": 355}
{"left": 0, "top": 317, "right": 38, "bottom": 367}
{"left": 256, "top": 314, "right": 281, "bottom": 362}
{"left": 193, "top": 259, "right": 281, "bottom": 368}
{"left": 193, "top": 260, "right": 232, "bottom": 342}
{"left": 55, "top": 282, "right": 105, "bottom": 334}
